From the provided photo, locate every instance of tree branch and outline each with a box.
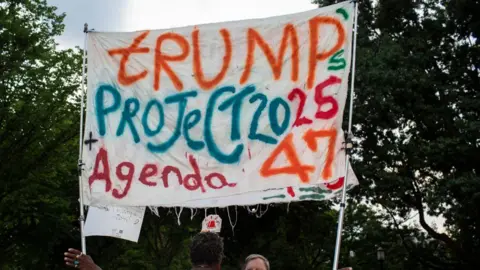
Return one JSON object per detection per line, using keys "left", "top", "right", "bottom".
{"left": 382, "top": 203, "right": 451, "bottom": 270}
{"left": 410, "top": 176, "right": 457, "bottom": 249}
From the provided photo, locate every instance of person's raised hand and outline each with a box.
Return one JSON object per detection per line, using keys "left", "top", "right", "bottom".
{"left": 64, "top": 248, "right": 101, "bottom": 270}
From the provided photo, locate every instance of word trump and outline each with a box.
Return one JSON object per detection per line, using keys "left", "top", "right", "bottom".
{"left": 107, "top": 16, "right": 346, "bottom": 91}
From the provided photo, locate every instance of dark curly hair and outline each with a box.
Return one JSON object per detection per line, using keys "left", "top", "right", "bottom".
{"left": 189, "top": 232, "right": 224, "bottom": 267}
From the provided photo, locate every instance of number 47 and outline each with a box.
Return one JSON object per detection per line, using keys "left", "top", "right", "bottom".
{"left": 260, "top": 128, "right": 338, "bottom": 183}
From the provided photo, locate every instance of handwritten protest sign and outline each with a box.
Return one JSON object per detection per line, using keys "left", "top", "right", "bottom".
{"left": 82, "top": 1, "right": 355, "bottom": 206}
{"left": 84, "top": 205, "right": 146, "bottom": 242}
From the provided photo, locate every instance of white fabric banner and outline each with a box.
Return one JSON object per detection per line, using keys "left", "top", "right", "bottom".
{"left": 82, "top": 1, "right": 355, "bottom": 206}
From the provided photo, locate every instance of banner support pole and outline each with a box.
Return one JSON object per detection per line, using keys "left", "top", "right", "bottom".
{"left": 332, "top": 1, "right": 359, "bottom": 269}
{"left": 77, "top": 23, "right": 89, "bottom": 255}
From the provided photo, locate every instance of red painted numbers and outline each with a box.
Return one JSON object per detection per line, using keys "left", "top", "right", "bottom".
{"left": 288, "top": 88, "right": 313, "bottom": 127}
{"left": 267, "top": 76, "right": 342, "bottom": 183}
{"left": 288, "top": 76, "right": 341, "bottom": 127}
{"left": 314, "top": 75, "right": 340, "bottom": 119}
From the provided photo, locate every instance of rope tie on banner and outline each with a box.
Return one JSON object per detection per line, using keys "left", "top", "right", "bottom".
{"left": 246, "top": 205, "right": 258, "bottom": 214}
{"left": 77, "top": 160, "right": 84, "bottom": 175}
{"left": 256, "top": 204, "right": 269, "bottom": 218}
{"left": 343, "top": 132, "right": 354, "bottom": 155}
{"left": 190, "top": 208, "right": 198, "bottom": 220}
{"left": 227, "top": 206, "right": 238, "bottom": 235}
{"left": 175, "top": 207, "right": 183, "bottom": 226}
{"left": 247, "top": 204, "right": 269, "bottom": 218}
{"left": 149, "top": 206, "right": 160, "bottom": 217}
{"left": 77, "top": 160, "right": 85, "bottom": 223}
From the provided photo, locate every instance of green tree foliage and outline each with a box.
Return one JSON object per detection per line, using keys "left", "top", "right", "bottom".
{"left": 0, "top": 0, "right": 82, "bottom": 268}
{"left": 315, "top": 0, "right": 480, "bottom": 268}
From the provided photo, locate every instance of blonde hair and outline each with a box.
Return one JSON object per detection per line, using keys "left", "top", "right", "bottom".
{"left": 244, "top": 254, "right": 270, "bottom": 270}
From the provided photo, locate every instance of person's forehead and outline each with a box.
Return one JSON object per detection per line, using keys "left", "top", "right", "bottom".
{"left": 246, "top": 258, "right": 267, "bottom": 269}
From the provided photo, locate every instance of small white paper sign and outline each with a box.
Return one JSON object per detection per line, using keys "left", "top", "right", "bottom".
{"left": 202, "top": 215, "right": 222, "bottom": 233}
{"left": 84, "top": 205, "right": 146, "bottom": 242}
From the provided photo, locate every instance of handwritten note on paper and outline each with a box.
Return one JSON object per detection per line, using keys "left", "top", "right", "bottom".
{"left": 84, "top": 205, "right": 146, "bottom": 242}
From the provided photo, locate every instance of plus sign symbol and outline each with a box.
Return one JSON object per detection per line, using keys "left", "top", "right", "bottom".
{"left": 84, "top": 131, "right": 98, "bottom": 151}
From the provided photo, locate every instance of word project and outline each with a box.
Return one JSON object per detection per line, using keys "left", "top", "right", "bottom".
{"left": 82, "top": 1, "right": 355, "bottom": 207}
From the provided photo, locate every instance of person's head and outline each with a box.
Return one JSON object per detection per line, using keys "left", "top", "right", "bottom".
{"left": 190, "top": 232, "right": 224, "bottom": 270}
{"left": 244, "top": 254, "right": 270, "bottom": 270}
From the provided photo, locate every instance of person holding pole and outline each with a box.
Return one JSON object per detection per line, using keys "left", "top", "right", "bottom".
{"left": 64, "top": 248, "right": 100, "bottom": 269}
{"left": 64, "top": 231, "right": 224, "bottom": 270}
{"left": 64, "top": 233, "right": 273, "bottom": 270}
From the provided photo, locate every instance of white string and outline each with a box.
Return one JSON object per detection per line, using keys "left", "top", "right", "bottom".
{"left": 247, "top": 204, "right": 259, "bottom": 214}
{"left": 287, "top": 202, "right": 291, "bottom": 214}
{"left": 149, "top": 206, "right": 159, "bottom": 217}
{"left": 227, "top": 206, "right": 238, "bottom": 235}
{"left": 256, "top": 204, "right": 269, "bottom": 218}
{"left": 175, "top": 207, "right": 183, "bottom": 225}
{"left": 205, "top": 208, "right": 208, "bottom": 218}
{"left": 190, "top": 208, "right": 198, "bottom": 220}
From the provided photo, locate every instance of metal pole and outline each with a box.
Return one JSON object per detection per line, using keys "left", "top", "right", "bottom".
{"left": 77, "top": 23, "right": 89, "bottom": 255}
{"left": 332, "top": 1, "right": 359, "bottom": 269}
